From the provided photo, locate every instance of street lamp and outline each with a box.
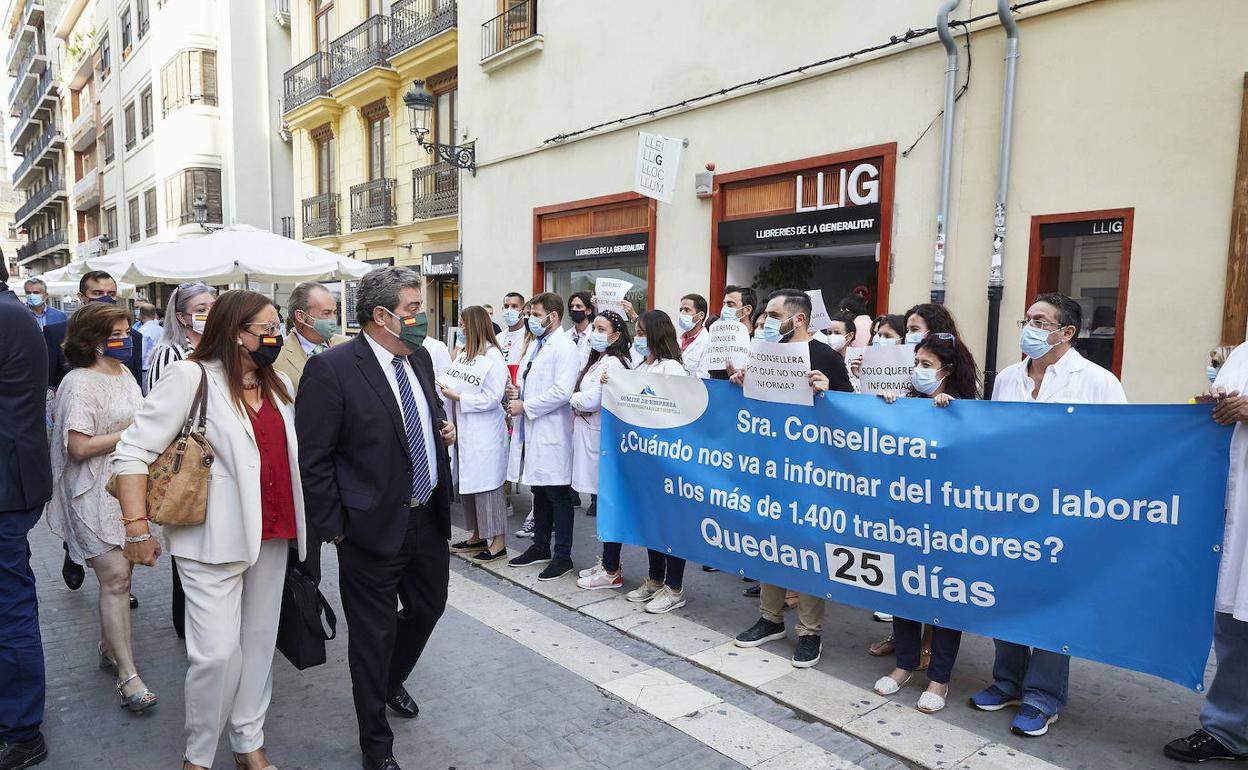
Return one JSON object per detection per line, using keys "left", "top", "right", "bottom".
{"left": 403, "top": 79, "right": 476, "bottom": 175}
{"left": 191, "top": 193, "right": 222, "bottom": 232}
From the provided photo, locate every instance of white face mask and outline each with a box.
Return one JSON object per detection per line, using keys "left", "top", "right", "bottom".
{"left": 826, "top": 333, "right": 848, "bottom": 352}
{"left": 189, "top": 313, "right": 209, "bottom": 335}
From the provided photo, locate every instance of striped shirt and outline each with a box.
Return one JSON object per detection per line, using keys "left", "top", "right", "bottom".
{"left": 145, "top": 341, "right": 193, "bottom": 393}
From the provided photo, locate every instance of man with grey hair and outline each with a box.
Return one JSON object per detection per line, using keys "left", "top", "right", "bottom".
{"left": 21, "top": 277, "right": 65, "bottom": 329}
{"left": 296, "top": 266, "right": 456, "bottom": 770}
{"left": 274, "top": 281, "right": 348, "bottom": 391}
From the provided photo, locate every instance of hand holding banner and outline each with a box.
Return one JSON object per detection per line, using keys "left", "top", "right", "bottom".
{"left": 595, "top": 277, "right": 633, "bottom": 318}
{"left": 743, "top": 340, "right": 813, "bottom": 406}
{"left": 859, "top": 344, "right": 915, "bottom": 395}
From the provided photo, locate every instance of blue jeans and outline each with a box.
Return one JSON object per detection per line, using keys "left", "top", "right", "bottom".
{"left": 0, "top": 507, "right": 45, "bottom": 743}
{"left": 1201, "top": 613, "right": 1248, "bottom": 754}
{"left": 991, "top": 640, "right": 1069, "bottom": 716}
{"left": 531, "top": 485, "right": 574, "bottom": 561}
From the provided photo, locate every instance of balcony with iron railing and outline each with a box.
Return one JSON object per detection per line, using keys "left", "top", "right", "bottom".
{"left": 481, "top": 0, "right": 537, "bottom": 60}
{"left": 8, "top": 36, "right": 47, "bottom": 105}
{"left": 12, "top": 121, "right": 61, "bottom": 186}
{"left": 20, "top": 0, "right": 44, "bottom": 26}
{"left": 350, "top": 178, "right": 396, "bottom": 230}
{"left": 391, "top": 0, "right": 456, "bottom": 56}
{"left": 10, "top": 67, "right": 56, "bottom": 147}
{"left": 75, "top": 235, "right": 106, "bottom": 259}
{"left": 6, "top": 22, "right": 36, "bottom": 74}
{"left": 302, "top": 193, "right": 339, "bottom": 238}
{"left": 14, "top": 173, "right": 64, "bottom": 225}
{"left": 16, "top": 229, "right": 66, "bottom": 263}
{"left": 282, "top": 51, "right": 331, "bottom": 113}
{"left": 329, "top": 14, "right": 390, "bottom": 87}
{"left": 274, "top": 0, "right": 290, "bottom": 27}
{"left": 412, "top": 161, "right": 457, "bottom": 220}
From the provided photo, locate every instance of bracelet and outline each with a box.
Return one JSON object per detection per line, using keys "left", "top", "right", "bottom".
{"left": 121, "top": 515, "right": 151, "bottom": 525}
{"left": 124, "top": 533, "right": 153, "bottom": 544}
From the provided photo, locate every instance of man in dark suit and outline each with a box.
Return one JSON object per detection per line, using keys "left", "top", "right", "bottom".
{"left": 42, "top": 270, "right": 144, "bottom": 597}
{"left": 296, "top": 266, "right": 456, "bottom": 770}
{"left": 0, "top": 259, "right": 53, "bottom": 770}
{"left": 44, "top": 270, "right": 143, "bottom": 389}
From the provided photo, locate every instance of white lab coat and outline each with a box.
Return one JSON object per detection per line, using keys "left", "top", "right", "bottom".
{"left": 991, "top": 348, "right": 1127, "bottom": 405}
{"left": 569, "top": 324, "right": 593, "bottom": 369}
{"left": 1215, "top": 342, "right": 1248, "bottom": 621}
{"left": 570, "top": 355, "right": 628, "bottom": 494}
{"left": 681, "top": 327, "right": 711, "bottom": 379}
{"left": 423, "top": 336, "right": 452, "bottom": 378}
{"left": 499, "top": 327, "right": 526, "bottom": 364}
{"left": 636, "top": 358, "right": 689, "bottom": 377}
{"left": 447, "top": 345, "right": 509, "bottom": 495}
{"left": 506, "top": 327, "right": 579, "bottom": 486}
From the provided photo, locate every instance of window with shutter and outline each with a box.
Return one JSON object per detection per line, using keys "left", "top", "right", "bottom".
{"left": 202, "top": 51, "right": 218, "bottom": 107}
{"left": 121, "top": 9, "right": 132, "bottom": 54}
{"left": 166, "top": 167, "right": 222, "bottom": 225}
{"left": 140, "top": 86, "right": 153, "bottom": 136}
{"left": 124, "top": 104, "right": 136, "bottom": 149}
{"left": 128, "top": 197, "right": 141, "bottom": 242}
{"left": 104, "top": 206, "right": 118, "bottom": 248}
{"left": 144, "top": 189, "right": 157, "bottom": 236}
{"left": 101, "top": 120, "right": 114, "bottom": 163}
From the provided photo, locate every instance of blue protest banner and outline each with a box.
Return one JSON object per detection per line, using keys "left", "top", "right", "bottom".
{"left": 597, "top": 371, "right": 1233, "bottom": 690}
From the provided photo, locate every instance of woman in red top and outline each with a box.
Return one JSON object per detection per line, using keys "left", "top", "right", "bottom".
{"left": 113, "top": 290, "right": 307, "bottom": 770}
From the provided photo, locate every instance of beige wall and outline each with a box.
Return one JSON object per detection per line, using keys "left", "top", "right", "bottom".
{"left": 459, "top": 0, "right": 1248, "bottom": 403}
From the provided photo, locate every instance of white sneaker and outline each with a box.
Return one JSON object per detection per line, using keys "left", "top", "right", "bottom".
{"left": 626, "top": 579, "right": 663, "bottom": 603}
{"left": 578, "top": 558, "right": 605, "bottom": 579}
{"left": 873, "top": 612, "right": 893, "bottom": 622}
{"left": 644, "top": 586, "right": 687, "bottom": 614}
{"left": 577, "top": 570, "right": 623, "bottom": 590}
{"left": 514, "top": 515, "right": 535, "bottom": 539}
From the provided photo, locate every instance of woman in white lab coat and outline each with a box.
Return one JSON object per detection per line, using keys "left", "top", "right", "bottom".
{"left": 438, "top": 305, "right": 510, "bottom": 561}
{"left": 613, "top": 311, "right": 691, "bottom": 615}
{"left": 573, "top": 311, "right": 632, "bottom": 591}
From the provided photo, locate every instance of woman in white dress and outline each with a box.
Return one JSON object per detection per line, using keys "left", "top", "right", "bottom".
{"left": 45, "top": 301, "right": 154, "bottom": 712}
{"left": 572, "top": 311, "right": 632, "bottom": 591}
{"left": 438, "top": 305, "right": 510, "bottom": 561}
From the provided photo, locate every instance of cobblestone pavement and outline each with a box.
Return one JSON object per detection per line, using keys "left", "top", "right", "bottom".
{"left": 25, "top": 517, "right": 912, "bottom": 770}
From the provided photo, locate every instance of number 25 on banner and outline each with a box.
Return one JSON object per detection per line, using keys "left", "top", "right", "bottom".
{"left": 824, "top": 543, "right": 898, "bottom": 596}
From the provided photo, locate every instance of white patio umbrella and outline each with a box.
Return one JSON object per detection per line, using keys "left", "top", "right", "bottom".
{"left": 119, "top": 225, "right": 375, "bottom": 285}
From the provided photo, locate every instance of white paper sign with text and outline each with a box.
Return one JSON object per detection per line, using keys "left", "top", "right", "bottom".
{"left": 437, "top": 353, "right": 497, "bottom": 397}
{"left": 594, "top": 277, "right": 633, "bottom": 318}
{"left": 806, "top": 289, "right": 831, "bottom": 332}
{"left": 859, "top": 344, "right": 915, "bottom": 395}
{"left": 705, "top": 319, "right": 751, "bottom": 371}
{"left": 743, "top": 340, "right": 813, "bottom": 406}
{"left": 633, "top": 132, "right": 683, "bottom": 204}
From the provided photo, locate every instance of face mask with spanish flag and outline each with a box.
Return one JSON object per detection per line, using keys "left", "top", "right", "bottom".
{"left": 384, "top": 309, "right": 428, "bottom": 352}
{"left": 100, "top": 336, "right": 134, "bottom": 364}
{"left": 248, "top": 334, "right": 283, "bottom": 369}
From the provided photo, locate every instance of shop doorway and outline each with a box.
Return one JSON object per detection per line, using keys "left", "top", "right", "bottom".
{"left": 1026, "top": 209, "right": 1133, "bottom": 375}
{"left": 435, "top": 277, "right": 459, "bottom": 346}
{"left": 725, "top": 242, "right": 880, "bottom": 321}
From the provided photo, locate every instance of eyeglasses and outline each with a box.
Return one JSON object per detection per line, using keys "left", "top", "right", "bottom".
{"left": 1016, "top": 319, "right": 1064, "bottom": 330}
{"left": 243, "top": 321, "right": 283, "bottom": 336}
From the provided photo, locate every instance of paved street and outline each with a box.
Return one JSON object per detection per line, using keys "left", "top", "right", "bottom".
{"left": 23, "top": 493, "right": 1214, "bottom": 770}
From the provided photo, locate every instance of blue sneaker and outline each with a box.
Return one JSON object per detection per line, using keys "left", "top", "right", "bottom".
{"left": 968, "top": 685, "right": 1022, "bottom": 712}
{"left": 1011, "top": 704, "right": 1059, "bottom": 737}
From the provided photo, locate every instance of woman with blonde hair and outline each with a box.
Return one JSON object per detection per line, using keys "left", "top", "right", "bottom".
{"left": 112, "top": 290, "right": 307, "bottom": 770}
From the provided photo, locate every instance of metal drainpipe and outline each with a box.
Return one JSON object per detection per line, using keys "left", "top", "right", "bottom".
{"left": 983, "top": 0, "right": 1020, "bottom": 398}
{"left": 931, "top": 0, "right": 961, "bottom": 305}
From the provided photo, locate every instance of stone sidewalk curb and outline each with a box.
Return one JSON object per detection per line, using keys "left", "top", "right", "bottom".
{"left": 449, "top": 528, "right": 1062, "bottom": 770}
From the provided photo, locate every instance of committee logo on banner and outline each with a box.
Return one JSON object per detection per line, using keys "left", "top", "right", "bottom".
{"left": 605, "top": 369, "right": 708, "bottom": 429}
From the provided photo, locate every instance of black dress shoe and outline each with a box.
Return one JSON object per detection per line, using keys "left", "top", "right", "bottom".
{"left": 386, "top": 686, "right": 419, "bottom": 718}
{"left": 361, "top": 755, "right": 401, "bottom": 770}
{"left": 62, "top": 552, "right": 84, "bottom": 590}
{"left": 0, "top": 733, "right": 48, "bottom": 770}
{"left": 1164, "top": 729, "right": 1248, "bottom": 763}
{"left": 129, "top": 594, "right": 139, "bottom": 609}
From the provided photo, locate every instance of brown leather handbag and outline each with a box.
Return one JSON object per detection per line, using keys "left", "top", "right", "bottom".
{"left": 109, "top": 362, "right": 215, "bottom": 525}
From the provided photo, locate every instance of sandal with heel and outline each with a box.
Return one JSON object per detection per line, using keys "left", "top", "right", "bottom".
{"left": 98, "top": 642, "right": 117, "bottom": 672}
{"left": 234, "top": 751, "right": 278, "bottom": 770}
{"left": 116, "top": 673, "right": 158, "bottom": 713}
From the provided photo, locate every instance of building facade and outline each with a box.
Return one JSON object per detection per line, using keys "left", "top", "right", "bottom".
{"left": 282, "top": 0, "right": 460, "bottom": 339}
{"left": 7, "top": 0, "right": 69, "bottom": 276}
{"left": 458, "top": 0, "right": 1248, "bottom": 403}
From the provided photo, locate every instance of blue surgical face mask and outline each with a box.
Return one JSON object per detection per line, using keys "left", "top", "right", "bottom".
{"left": 589, "top": 330, "right": 610, "bottom": 352}
{"left": 455, "top": 330, "right": 466, "bottom": 348}
{"left": 872, "top": 335, "right": 897, "bottom": 347}
{"left": 677, "top": 313, "right": 696, "bottom": 332}
{"left": 503, "top": 308, "right": 520, "bottom": 326}
{"left": 25, "top": 293, "right": 44, "bottom": 307}
{"left": 1019, "top": 324, "right": 1057, "bottom": 360}
{"left": 911, "top": 366, "right": 943, "bottom": 395}
{"left": 905, "top": 331, "right": 925, "bottom": 345}
{"left": 100, "top": 336, "right": 134, "bottom": 364}
{"left": 528, "top": 314, "right": 548, "bottom": 337}
{"left": 761, "top": 317, "right": 783, "bottom": 343}
{"left": 89, "top": 295, "right": 117, "bottom": 304}
{"left": 1208, "top": 365, "right": 1220, "bottom": 383}
{"left": 633, "top": 336, "right": 648, "bottom": 357}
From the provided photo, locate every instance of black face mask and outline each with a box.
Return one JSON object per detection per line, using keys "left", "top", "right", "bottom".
{"left": 248, "top": 334, "right": 283, "bottom": 369}
{"left": 570, "top": 309, "right": 590, "bottom": 324}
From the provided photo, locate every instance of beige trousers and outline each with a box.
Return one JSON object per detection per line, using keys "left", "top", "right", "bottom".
{"left": 760, "top": 585, "right": 825, "bottom": 636}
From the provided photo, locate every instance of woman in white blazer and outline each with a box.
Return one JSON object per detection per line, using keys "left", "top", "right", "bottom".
{"left": 437, "top": 305, "right": 509, "bottom": 561}
{"left": 573, "top": 311, "right": 632, "bottom": 590}
{"left": 112, "top": 290, "right": 307, "bottom": 770}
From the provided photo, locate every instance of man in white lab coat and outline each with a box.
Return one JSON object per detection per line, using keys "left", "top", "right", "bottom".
{"left": 677, "top": 293, "right": 711, "bottom": 379}
{"left": 499, "top": 292, "right": 527, "bottom": 364}
{"left": 504, "top": 292, "right": 580, "bottom": 580}
{"left": 970, "top": 292, "right": 1126, "bottom": 739}
{"left": 1165, "top": 341, "right": 1248, "bottom": 763}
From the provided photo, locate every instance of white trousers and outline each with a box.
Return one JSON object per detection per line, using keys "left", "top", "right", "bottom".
{"left": 177, "top": 539, "right": 288, "bottom": 766}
